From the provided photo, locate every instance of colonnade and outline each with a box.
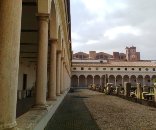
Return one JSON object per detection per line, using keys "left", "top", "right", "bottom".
{"left": 71, "top": 74, "right": 156, "bottom": 88}
{"left": 0, "top": 0, "right": 71, "bottom": 129}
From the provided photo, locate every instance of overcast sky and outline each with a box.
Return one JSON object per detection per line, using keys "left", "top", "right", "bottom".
{"left": 71, "top": 0, "right": 156, "bottom": 60}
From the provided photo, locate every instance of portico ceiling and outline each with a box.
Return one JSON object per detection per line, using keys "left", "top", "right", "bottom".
{"left": 20, "top": 0, "right": 38, "bottom": 62}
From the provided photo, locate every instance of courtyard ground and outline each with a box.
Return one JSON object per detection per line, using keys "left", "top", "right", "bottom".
{"left": 45, "top": 89, "right": 156, "bottom": 130}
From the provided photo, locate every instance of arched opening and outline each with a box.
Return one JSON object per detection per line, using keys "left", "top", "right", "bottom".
{"left": 18, "top": 0, "right": 38, "bottom": 117}
{"left": 130, "top": 75, "right": 136, "bottom": 87}
{"left": 123, "top": 75, "right": 129, "bottom": 83}
{"left": 87, "top": 75, "right": 93, "bottom": 86}
{"left": 94, "top": 75, "right": 100, "bottom": 86}
{"left": 71, "top": 75, "right": 78, "bottom": 87}
{"left": 137, "top": 75, "right": 143, "bottom": 87}
{"left": 109, "top": 75, "right": 115, "bottom": 86}
{"left": 116, "top": 75, "right": 122, "bottom": 86}
{"left": 144, "top": 75, "right": 150, "bottom": 86}
{"left": 79, "top": 75, "right": 86, "bottom": 87}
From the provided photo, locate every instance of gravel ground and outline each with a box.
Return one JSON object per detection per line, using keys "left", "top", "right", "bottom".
{"left": 76, "top": 89, "right": 156, "bottom": 130}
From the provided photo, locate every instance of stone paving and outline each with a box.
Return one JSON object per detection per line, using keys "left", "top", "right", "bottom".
{"left": 45, "top": 89, "right": 156, "bottom": 130}
{"left": 83, "top": 89, "right": 156, "bottom": 130}
{"left": 45, "top": 89, "right": 100, "bottom": 130}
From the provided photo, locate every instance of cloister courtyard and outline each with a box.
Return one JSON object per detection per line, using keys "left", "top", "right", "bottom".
{"left": 45, "top": 89, "right": 156, "bottom": 130}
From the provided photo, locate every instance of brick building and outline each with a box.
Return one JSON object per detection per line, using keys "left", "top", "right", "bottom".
{"left": 73, "top": 46, "right": 140, "bottom": 61}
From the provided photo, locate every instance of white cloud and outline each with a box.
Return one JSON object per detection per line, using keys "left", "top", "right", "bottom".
{"left": 71, "top": 0, "right": 156, "bottom": 60}
{"left": 71, "top": 32, "right": 82, "bottom": 41}
{"left": 86, "top": 40, "right": 99, "bottom": 45}
{"left": 80, "top": 0, "right": 127, "bottom": 17}
{"left": 104, "top": 26, "right": 142, "bottom": 40}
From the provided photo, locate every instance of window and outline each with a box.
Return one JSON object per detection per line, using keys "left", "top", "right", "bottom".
{"left": 153, "top": 68, "right": 155, "bottom": 71}
{"left": 73, "top": 68, "right": 76, "bottom": 70}
{"left": 23, "top": 74, "right": 27, "bottom": 90}
{"left": 139, "top": 68, "right": 141, "bottom": 71}
{"left": 117, "top": 68, "right": 120, "bottom": 70}
{"left": 103, "top": 68, "right": 106, "bottom": 70}
{"left": 88, "top": 68, "right": 91, "bottom": 70}
{"left": 145, "top": 68, "right": 149, "bottom": 71}
{"left": 96, "top": 67, "right": 98, "bottom": 70}
{"left": 132, "top": 68, "right": 135, "bottom": 70}
{"left": 110, "top": 68, "right": 113, "bottom": 70}
{"left": 81, "top": 67, "right": 84, "bottom": 70}
{"left": 125, "top": 68, "right": 127, "bottom": 71}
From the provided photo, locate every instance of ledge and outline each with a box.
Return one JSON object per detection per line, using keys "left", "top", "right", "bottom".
{"left": 16, "top": 89, "right": 69, "bottom": 130}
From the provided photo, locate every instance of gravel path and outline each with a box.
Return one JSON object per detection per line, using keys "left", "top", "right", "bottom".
{"left": 77, "top": 89, "right": 156, "bottom": 130}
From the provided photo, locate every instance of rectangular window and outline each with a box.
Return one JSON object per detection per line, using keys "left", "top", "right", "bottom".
{"left": 139, "top": 68, "right": 141, "bottom": 71}
{"left": 125, "top": 68, "right": 127, "bottom": 71}
{"left": 110, "top": 68, "right": 113, "bottom": 70}
{"left": 81, "top": 67, "right": 84, "bottom": 70}
{"left": 23, "top": 74, "right": 27, "bottom": 90}
{"left": 117, "top": 68, "right": 120, "bottom": 70}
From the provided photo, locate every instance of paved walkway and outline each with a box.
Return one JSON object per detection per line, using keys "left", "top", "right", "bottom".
{"left": 45, "top": 89, "right": 156, "bottom": 130}
{"left": 45, "top": 89, "right": 100, "bottom": 130}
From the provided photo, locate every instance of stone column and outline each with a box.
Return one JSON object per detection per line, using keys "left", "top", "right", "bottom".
{"left": 99, "top": 77, "right": 102, "bottom": 86}
{"left": 128, "top": 77, "right": 130, "bottom": 83}
{"left": 122, "top": 77, "right": 124, "bottom": 87}
{"left": 85, "top": 77, "right": 87, "bottom": 87}
{"left": 56, "top": 50, "right": 62, "bottom": 96}
{"left": 143, "top": 77, "right": 145, "bottom": 87}
{"left": 105, "top": 75, "right": 107, "bottom": 87}
{"left": 150, "top": 77, "right": 152, "bottom": 87}
{"left": 124, "top": 82, "right": 131, "bottom": 97}
{"left": 78, "top": 77, "right": 79, "bottom": 87}
{"left": 0, "top": 0, "right": 22, "bottom": 129}
{"left": 108, "top": 78, "right": 110, "bottom": 83}
{"left": 136, "top": 83, "right": 142, "bottom": 99}
{"left": 60, "top": 57, "right": 64, "bottom": 93}
{"left": 115, "top": 77, "right": 117, "bottom": 86}
{"left": 48, "top": 39, "right": 57, "bottom": 100}
{"left": 93, "top": 77, "right": 95, "bottom": 84}
{"left": 35, "top": 14, "right": 49, "bottom": 107}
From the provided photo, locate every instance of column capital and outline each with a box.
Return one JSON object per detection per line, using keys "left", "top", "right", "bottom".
{"left": 57, "top": 50, "right": 62, "bottom": 54}
{"left": 49, "top": 38, "right": 58, "bottom": 44}
{"left": 36, "top": 13, "right": 50, "bottom": 21}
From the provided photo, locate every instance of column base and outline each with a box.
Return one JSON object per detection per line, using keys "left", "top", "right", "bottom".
{"left": 57, "top": 93, "right": 61, "bottom": 96}
{"left": 0, "top": 121, "right": 17, "bottom": 130}
{"left": 32, "top": 104, "right": 49, "bottom": 110}
{"left": 60, "top": 91, "right": 64, "bottom": 94}
{"left": 47, "top": 97, "right": 57, "bottom": 101}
